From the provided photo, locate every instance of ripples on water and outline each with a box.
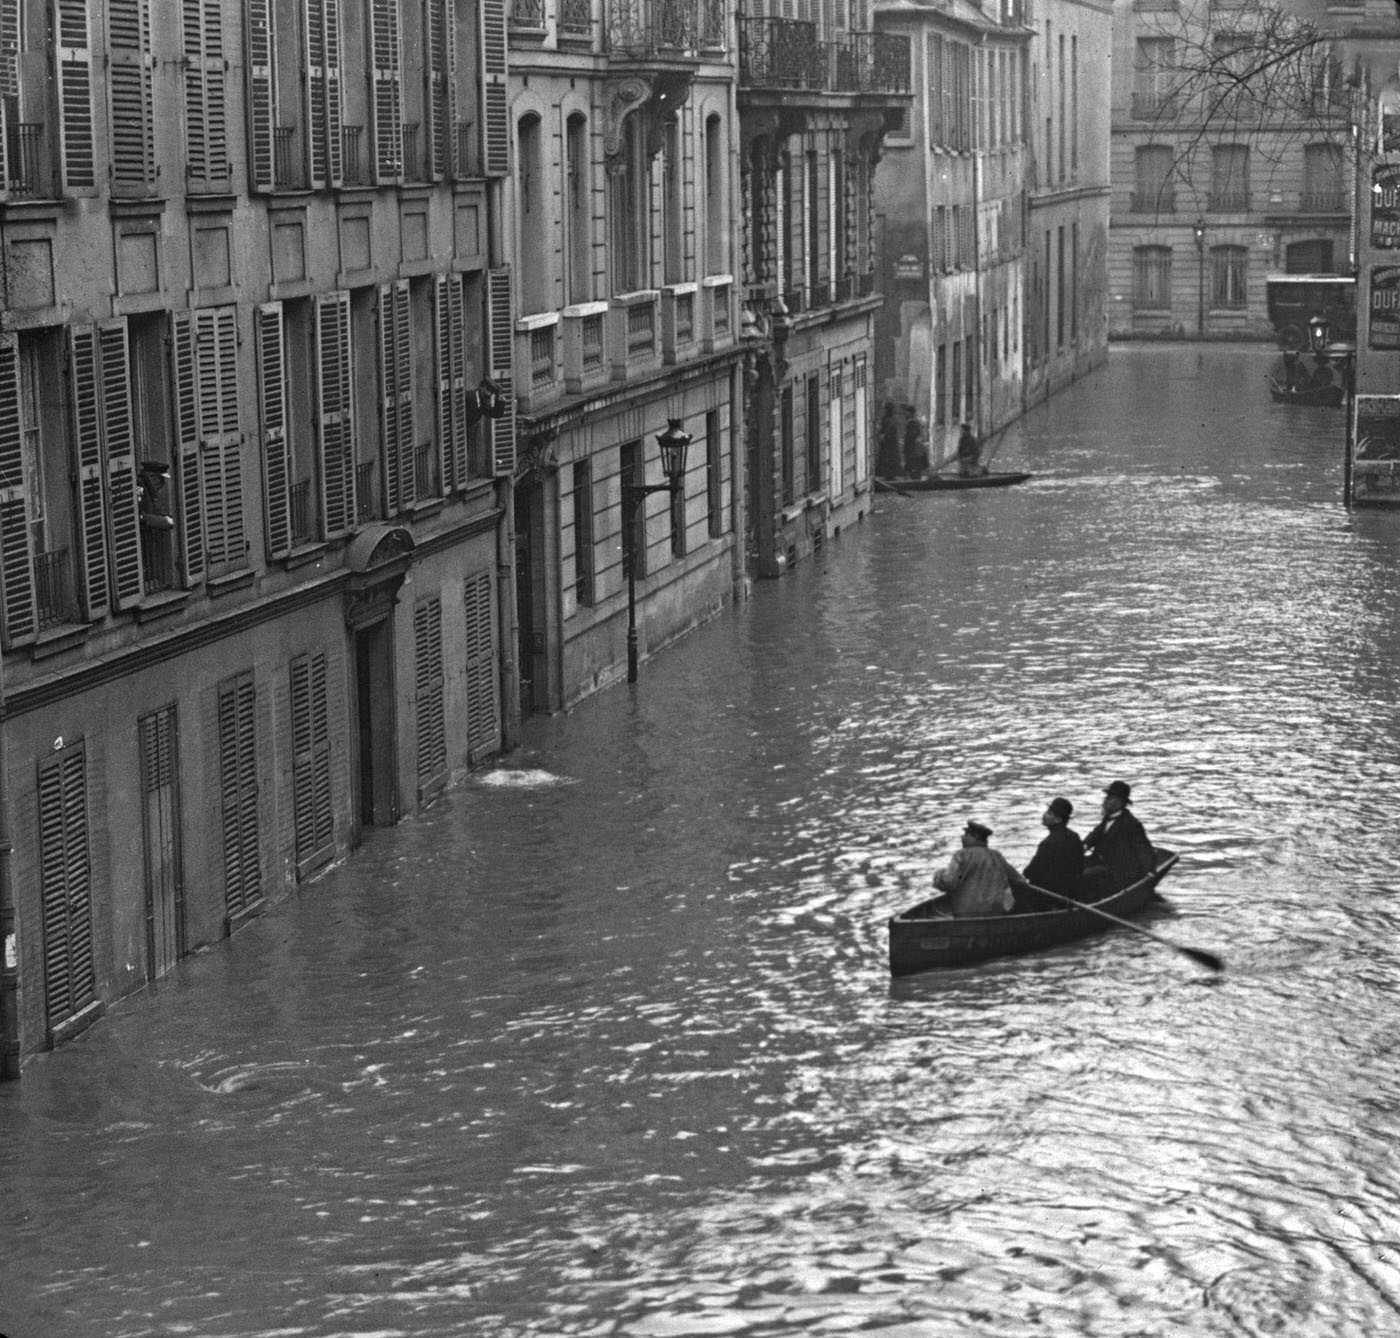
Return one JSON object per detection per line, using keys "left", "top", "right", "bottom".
{"left": 5, "top": 346, "right": 1400, "bottom": 1337}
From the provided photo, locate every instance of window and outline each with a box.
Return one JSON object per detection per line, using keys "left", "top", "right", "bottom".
{"left": 109, "top": 0, "right": 157, "bottom": 197}
{"left": 1210, "top": 144, "right": 1249, "bottom": 211}
{"left": 705, "top": 115, "right": 726, "bottom": 276}
{"left": 1210, "top": 245, "right": 1248, "bottom": 308}
{"left": 609, "top": 116, "right": 649, "bottom": 294}
{"left": 289, "top": 650, "right": 335, "bottom": 877}
{"left": 566, "top": 114, "right": 591, "bottom": 303}
{"left": 1132, "top": 37, "right": 1176, "bottom": 119}
{"left": 663, "top": 115, "right": 684, "bottom": 286}
{"left": 705, "top": 410, "right": 723, "bottom": 538}
{"left": 1131, "top": 244, "right": 1176, "bottom": 309}
{"left": 805, "top": 375, "right": 821, "bottom": 494}
{"left": 1133, "top": 145, "right": 1175, "bottom": 213}
{"left": 1302, "top": 142, "right": 1345, "bottom": 212}
{"left": 414, "top": 596, "right": 447, "bottom": 796}
{"left": 38, "top": 742, "right": 95, "bottom": 1032}
{"left": 573, "top": 460, "right": 595, "bottom": 604}
{"left": 517, "top": 114, "right": 549, "bottom": 314}
{"left": 186, "top": 0, "right": 231, "bottom": 191}
{"left": 620, "top": 439, "right": 644, "bottom": 578}
{"left": 217, "top": 670, "right": 262, "bottom": 921}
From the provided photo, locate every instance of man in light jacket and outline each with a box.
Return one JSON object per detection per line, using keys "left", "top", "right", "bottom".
{"left": 932, "top": 821, "right": 1031, "bottom": 917}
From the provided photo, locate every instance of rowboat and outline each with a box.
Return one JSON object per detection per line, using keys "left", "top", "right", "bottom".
{"left": 880, "top": 471, "right": 1032, "bottom": 492}
{"left": 1268, "top": 377, "right": 1342, "bottom": 407}
{"left": 888, "top": 848, "right": 1179, "bottom": 976}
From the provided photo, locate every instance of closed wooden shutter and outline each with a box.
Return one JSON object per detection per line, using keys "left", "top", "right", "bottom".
{"left": 0, "top": 0, "right": 16, "bottom": 200}
{"left": 55, "top": 0, "right": 95, "bottom": 194}
{"left": 426, "top": 0, "right": 456, "bottom": 180}
{"left": 290, "top": 650, "right": 335, "bottom": 876}
{"left": 435, "top": 274, "right": 467, "bottom": 492}
{"left": 170, "top": 313, "right": 206, "bottom": 586}
{"left": 183, "top": 0, "right": 230, "bottom": 190}
{"left": 217, "top": 670, "right": 262, "bottom": 920}
{"left": 485, "top": 268, "right": 516, "bottom": 475}
{"left": 378, "top": 281, "right": 414, "bottom": 513}
{"left": 99, "top": 320, "right": 144, "bottom": 606}
{"left": 195, "top": 308, "right": 244, "bottom": 570}
{"left": 108, "top": 0, "right": 156, "bottom": 197}
{"left": 0, "top": 334, "right": 34, "bottom": 644}
{"left": 258, "top": 303, "right": 293, "bottom": 557}
{"left": 414, "top": 596, "right": 447, "bottom": 797}
{"left": 38, "top": 743, "right": 96, "bottom": 1030}
{"left": 138, "top": 705, "right": 183, "bottom": 978}
{"left": 68, "top": 327, "right": 110, "bottom": 620}
{"left": 481, "top": 0, "right": 508, "bottom": 176}
{"left": 245, "top": 0, "right": 274, "bottom": 193}
{"left": 464, "top": 570, "right": 501, "bottom": 761}
{"left": 370, "top": 0, "right": 402, "bottom": 184}
{"left": 315, "top": 291, "right": 356, "bottom": 536}
{"left": 306, "top": 0, "right": 343, "bottom": 188}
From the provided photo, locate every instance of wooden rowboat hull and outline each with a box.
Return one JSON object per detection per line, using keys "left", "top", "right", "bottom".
{"left": 1268, "top": 381, "right": 1342, "bottom": 407}
{"left": 887, "top": 849, "right": 1179, "bottom": 976}
{"left": 880, "top": 472, "right": 1032, "bottom": 491}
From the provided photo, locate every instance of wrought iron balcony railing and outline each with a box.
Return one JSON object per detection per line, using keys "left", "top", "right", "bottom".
{"left": 560, "top": 0, "right": 592, "bottom": 35}
{"left": 1131, "top": 190, "right": 1175, "bottom": 213}
{"left": 1299, "top": 191, "right": 1345, "bottom": 212}
{"left": 738, "top": 18, "right": 909, "bottom": 93}
{"left": 608, "top": 0, "right": 698, "bottom": 57}
{"left": 1208, "top": 191, "right": 1250, "bottom": 212}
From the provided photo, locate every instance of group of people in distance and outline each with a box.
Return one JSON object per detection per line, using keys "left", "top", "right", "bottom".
{"left": 876, "top": 404, "right": 984, "bottom": 480}
{"left": 923, "top": 781, "right": 1156, "bottom": 919}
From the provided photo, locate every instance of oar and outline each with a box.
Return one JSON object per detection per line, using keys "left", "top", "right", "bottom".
{"left": 874, "top": 476, "right": 914, "bottom": 498}
{"left": 1025, "top": 879, "right": 1224, "bottom": 973}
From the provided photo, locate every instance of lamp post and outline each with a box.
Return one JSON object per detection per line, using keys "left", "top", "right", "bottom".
{"left": 1193, "top": 218, "right": 1206, "bottom": 338}
{"left": 1311, "top": 313, "right": 1356, "bottom": 507}
{"left": 622, "top": 418, "right": 691, "bottom": 684}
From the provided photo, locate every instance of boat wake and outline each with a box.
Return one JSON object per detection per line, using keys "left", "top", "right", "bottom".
{"left": 476, "top": 767, "right": 575, "bottom": 789}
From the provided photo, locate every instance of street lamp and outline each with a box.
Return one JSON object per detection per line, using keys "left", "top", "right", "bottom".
{"left": 621, "top": 418, "right": 691, "bottom": 684}
{"left": 1308, "top": 314, "right": 1329, "bottom": 354}
{"left": 1193, "top": 218, "right": 1206, "bottom": 338}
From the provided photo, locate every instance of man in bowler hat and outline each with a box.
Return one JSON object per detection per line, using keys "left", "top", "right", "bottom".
{"left": 1020, "top": 796, "right": 1086, "bottom": 909}
{"left": 1083, "top": 781, "right": 1155, "bottom": 890}
{"left": 930, "top": 820, "right": 1031, "bottom": 917}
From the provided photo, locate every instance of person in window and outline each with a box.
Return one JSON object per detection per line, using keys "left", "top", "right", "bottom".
{"left": 1083, "top": 781, "right": 1156, "bottom": 890}
{"left": 956, "top": 422, "right": 983, "bottom": 478}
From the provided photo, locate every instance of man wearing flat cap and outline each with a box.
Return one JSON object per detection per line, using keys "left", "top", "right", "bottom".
{"left": 930, "top": 820, "right": 1031, "bottom": 917}
{"left": 1020, "top": 797, "right": 1086, "bottom": 908}
{"left": 1083, "top": 781, "right": 1155, "bottom": 890}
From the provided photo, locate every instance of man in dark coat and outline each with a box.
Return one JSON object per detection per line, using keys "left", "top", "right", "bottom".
{"left": 1083, "top": 781, "right": 1155, "bottom": 890}
{"left": 1020, "top": 796, "right": 1085, "bottom": 909}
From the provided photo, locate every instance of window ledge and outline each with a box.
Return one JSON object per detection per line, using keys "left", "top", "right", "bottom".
{"left": 283, "top": 542, "right": 331, "bottom": 571}
{"left": 31, "top": 621, "right": 91, "bottom": 661}
{"left": 207, "top": 568, "right": 256, "bottom": 597}
{"left": 133, "top": 589, "right": 190, "bottom": 623}
{"left": 409, "top": 498, "right": 446, "bottom": 522}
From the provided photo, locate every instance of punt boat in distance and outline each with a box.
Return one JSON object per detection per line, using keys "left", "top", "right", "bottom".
{"left": 888, "top": 848, "right": 1179, "bottom": 977}
{"left": 879, "top": 471, "right": 1032, "bottom": 492}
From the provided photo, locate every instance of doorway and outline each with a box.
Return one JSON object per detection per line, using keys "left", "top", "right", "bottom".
{"left": 354, "top": 617, "right": 398, "bottom": 829}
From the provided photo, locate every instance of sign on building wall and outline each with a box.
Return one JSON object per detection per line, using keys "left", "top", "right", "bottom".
{"left": 1372, "top": 165, "right": 1400, "bottom": 250}
{"left": 1353, "top": 394, "right": 1400, "bottom": 505}
{"left": 1368, "top": 266, "right": 1400, "bottom": 349}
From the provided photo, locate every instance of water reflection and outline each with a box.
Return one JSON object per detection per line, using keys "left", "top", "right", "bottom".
{"left": 4, "top": 346, "right": 1400, "bottom": 1337}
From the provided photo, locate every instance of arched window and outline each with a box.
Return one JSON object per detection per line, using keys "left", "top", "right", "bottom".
{"left": 1132, "top": 245, "right": 1171, "bottom": 310}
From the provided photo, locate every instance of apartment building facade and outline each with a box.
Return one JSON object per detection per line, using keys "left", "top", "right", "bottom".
{"left": 0, "top": 0, "right": 514, "bottom": 1069}
{"left": 737, "top": 0, "right": 910, "bottom": 577}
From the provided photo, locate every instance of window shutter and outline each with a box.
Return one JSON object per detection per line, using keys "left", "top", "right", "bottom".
{"left": 290, "top": 650, "right": 334, "bottom": 876}
{"left": 55, "top": 0, "right": 96, "bottom": 194}
{"left": 0, "top": 0, "right": 16, "bottom": 200}
{"left": 257, "top": 303, "right": 293, "bottom": 557}
{"left": 195, "top": 308, "right": 244, "bottom": 570}
{"left": 245, "top": 0, "right": 274, "bottom": 193}
{"left": 315, "top": 291, "right": 356, "bottom": 536}
{"left": 414, "top": 595, "right": 447, "bottom": 797}
{"left": 427, "top": 0, "right": 457, "bottom": 180}
{"left": 306, "top": 0, "right": 344, "bottom": 188}
{"left": 69, "top": 327, "right": 111, "bottom": 620}
{"left": 170, "top": 313, "right": 206, "bottom": 586}
{"left": 435, "top": 274, "right": 467, "bottom": 492}
{"left": 184, "top": 0, "right": 230, "bottom": 190}
{"left": 485, "top": 267, "right": 516, "bottom": 475}
{"left": 481, "top": 0, "right": 509, "bottom": 177}
{"left": 378, "top": 280, "right": 414, "bottom": 513}
{"left": 99, "top": 319, "right": 144, "bottom": 607}
{"left": 108, "top": 0, "right": 156, "bottom": 197}
{"left": 0, "top": 333, "right": 35, "bottom": 644}
{"left": 464, "top": 570, "right": 501, "bottom": 761}
{"left": 38, "top": 743, "right": 96, "bottom": 1030}
{"left": 370, "top": 0, "right": 403, "bottom": 184}
{"left": 217, "top": 670, "right": 262, "bottom": 920}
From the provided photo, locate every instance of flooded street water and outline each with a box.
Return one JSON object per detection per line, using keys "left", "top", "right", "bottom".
{"left": 6, "top": 343, "right": 1400, "bottom": 1338}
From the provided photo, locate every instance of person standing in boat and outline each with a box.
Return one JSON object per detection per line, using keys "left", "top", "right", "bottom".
{"left": 956, "top": 423, "right": 983, "bottom": 478}
{"left": 876, "top": 403, "right": 903, "bottom": 478}
{"left": 1019, "top": 797, "right": 1086, "bottom": 909}
{"left": 930, "top": 821, "right": 1031, "bottom": 917}
{"left": 903, "top": 412, "right": 929, "bottom": 480}
{"left": 1083, "top": 781, "right": 1155, "bottom": 890}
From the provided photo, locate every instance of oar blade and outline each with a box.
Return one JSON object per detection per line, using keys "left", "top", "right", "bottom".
{"left": 1184, "top": 946, "right": 1225, "bottom": 973}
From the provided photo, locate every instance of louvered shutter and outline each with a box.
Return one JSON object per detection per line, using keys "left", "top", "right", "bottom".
{"left": 427, "top": 0, "right": 457, "bottom": 180}
{"left": 38, "top": 743, "right": 96, "bottom": 1029}
{"left": 108, "top": 0, "right": 156, "bottom": 197}
{"left": 55, "top": 0, "right": 95, "bottom": 194}
{"left": 217, "top": 671, "right": 262, "bottom": 920}
{"left": 435, "top": 274, "right": 467, "bottom": 492}
{"left": 184, "top": 0, "right": 230, "bottom": 190}
{"left": 378, "top": 281, "right": 414, "bottom": 513}
{"left": 481, "top": 0, "right": 508, "bottom": 176}
{"left": 290, "top": 650, "right": 334, "bottom": 876}
{"left": 306, "top": 0, "right": 344, "bottom": 188}
{"left": 170, "top": 313, "right": 206, "bottom": 585}
{"left": 315, "top": 291, "right": 356, "bottom": 535}
{"left": 195, "top": 308, "right": 244, "bottom": 570}
{"left": 0, "top": 0, "right": 16, "bottom": 200}
{"left": 0, "top": 334, "right": 35, "bottom": 643}
{"left": 245, "top": 0, "right": 274, "bottom": 193}
{"left": 464, "top": 570, "right": 501, "bottom": 761}
{"left": 370, "top": 0, "right": 403, "bottom": 184}
{"left": 258, "top": 304, "right": 293, "bottom": 557}
{"left": 99, "top": 320, "right": 144, "bottom": 606}
{"left": 485, "top": 267, "right": 516, "bottom": 475}
{"left": 69, "top": 328, "right": 110, "bottom": 619}
{"left": 414, "top": 596, "right": 447, "bottom": 796}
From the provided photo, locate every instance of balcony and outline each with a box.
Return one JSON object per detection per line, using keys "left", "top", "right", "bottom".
{"left": 701, "top": 275, "right": 732, "bottom": 351}
{"left": 342, "top": 125, "right": 368, "bottom": 186}
{"left": 562, "top": 302, "right": 610, "bottom": 394}
{"left": 1131, "top": 190, "right": 1176, "bottom": 213}
{"left": 1299, "top": 191, "right": 1346, "bottom": 213}
{"left": 34, "top": 548, "right": 74, "bottom": 629}
{"left": 559, "top": 0, "right": 593, "bottom": 39}
{"left": 608, "top": 0, "right": 701, "bottom": 58}
{"left": 661, "top": 284, "right": 696, "bottom": 363}
{"left": 1208, "top": 191, "right": 1251, "bottom": 212}
{"left": 738, "top": 19, "right": 910, "bottom": 95}
{"left": 515, "top": 312, "right": 561, "bottom": 410}
{"left": 608, "top": 290, "right": 659, "bottom": 378}
{"left": 5, "top": 123, "right": 48, "bottom": 199}
{"left": 512, "top": 0, "right": 546, "bottom": 29}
